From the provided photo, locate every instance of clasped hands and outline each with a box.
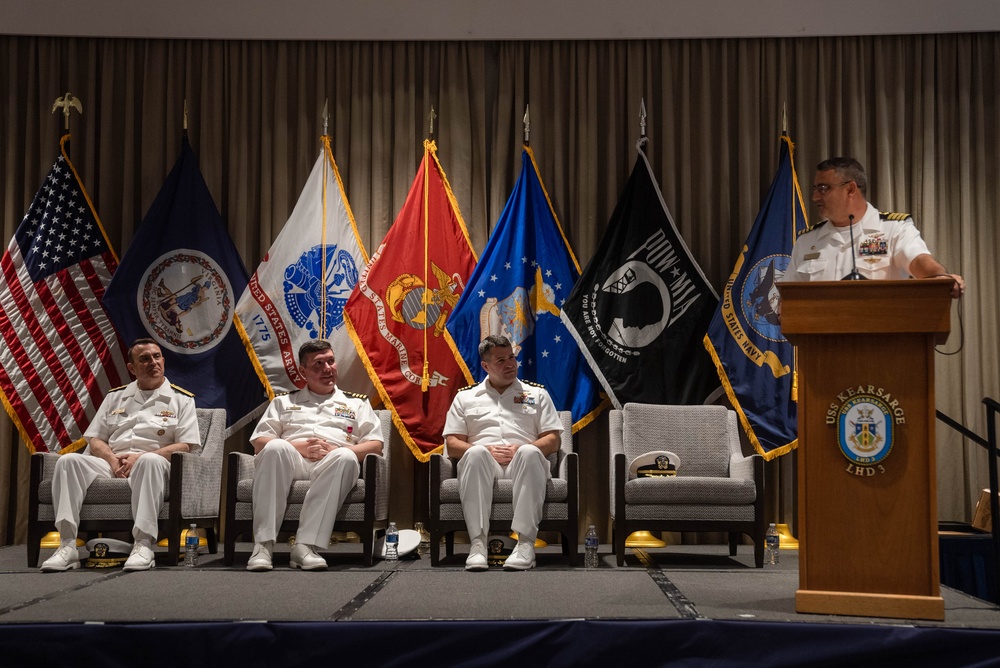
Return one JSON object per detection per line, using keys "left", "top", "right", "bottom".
{"left": 295, "top": 437, "right": 342, "bottom": 462}
{"left": 487, "top": 443, "right": 522, "bottom": 466}
{"left": 113, "top": 452, "right": 140, "bottom": 478}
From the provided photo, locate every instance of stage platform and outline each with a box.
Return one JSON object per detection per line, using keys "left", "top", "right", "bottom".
{"left": 2, "top": 542, "right": 999, "bottom": 666}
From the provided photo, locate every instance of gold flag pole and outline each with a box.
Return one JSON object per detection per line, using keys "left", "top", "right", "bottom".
{"left": 40, "top": 93, "right": 86, "bottom": 551}
{"left": 624, "top": 98, "right": 667, "bottom": 552}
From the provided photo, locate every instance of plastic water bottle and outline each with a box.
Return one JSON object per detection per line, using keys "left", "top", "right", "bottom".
{"left": 765, "top": 523, "right": 780, "bottom": 565}
{"left": 585, "top": 524, "right": 599, "bottom": 568}
{"left": 184, "top": 523, "right": 199, "bottom": 567}
{"left": 385, "top": 522, "right": 399, "bottom": 562}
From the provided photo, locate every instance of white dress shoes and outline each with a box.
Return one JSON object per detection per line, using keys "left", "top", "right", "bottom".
{"left": 503, "top": 541, "right": 536, "bottom": 571}
{"left": 290, "top": 543, "right": 327, "bottom": 571}
{"left": 465, "top": 538, "right": 489, "bottom": 572}
{"left": 247, "top": 541, "right": 274, "bottom": 571}
{"left": 123, "top": 542, "right": 156, "bottom": 571}
{"left": 40, "top": 545, "right": 81, "bottom": 572}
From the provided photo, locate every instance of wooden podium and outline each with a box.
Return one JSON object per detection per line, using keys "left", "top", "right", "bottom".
{"left": 778, "top": 279, "right": 953, "bottom": 621}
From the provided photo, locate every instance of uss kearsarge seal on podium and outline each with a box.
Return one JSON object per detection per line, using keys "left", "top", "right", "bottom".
{"left": 828, "top": 385, "right": 906, "bottom": 476}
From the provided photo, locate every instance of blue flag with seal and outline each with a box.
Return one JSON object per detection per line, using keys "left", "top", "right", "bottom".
{"left": 703, "top": 134, "right": 808, "bottom": 459}
{"left": 103, "top": 136, "right": 266, "bottom": 436}
{"left": 445, "top": 146, "right": 606, "bottom": 431}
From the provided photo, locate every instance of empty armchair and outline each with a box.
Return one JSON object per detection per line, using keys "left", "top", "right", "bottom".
{"left": 609, "top": 403, "right": 766, "bottom": 567}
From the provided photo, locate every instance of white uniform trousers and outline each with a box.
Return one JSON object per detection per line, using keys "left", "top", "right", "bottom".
{"left": 252, "top": 440, "right": 360, "bottom": 547}
{"left": 51, "top": 452, "right": 171, "bottom": 543}
{"left": 458, "top": 444, "right": 548, "bottom": 543}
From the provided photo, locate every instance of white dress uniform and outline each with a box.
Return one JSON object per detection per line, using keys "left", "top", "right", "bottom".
{"left": 443, "top": 378, "right": 563, "bottom": 543}
{"left": 249, "top": 386, "right": 382, "bottom": 548}
{"left": 51, "top": 377, "right": 200, "bottom": 543}
{"left": 784, "top": 202, "right": 931, "bottom": 282}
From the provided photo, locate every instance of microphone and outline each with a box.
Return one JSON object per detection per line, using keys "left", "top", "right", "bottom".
{"left": 841, "top": 213, "right": 867, "bottom": 281}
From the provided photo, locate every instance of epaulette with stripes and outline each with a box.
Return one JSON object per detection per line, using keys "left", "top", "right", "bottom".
{"left": 344, "top": 391, "right": 368, "bottom": 401}
{"left": 457, "top": 384, "right": 477, "bottom": 392}
{"left": 879, "top": 211, "right": 911, "bottom": 221}
{"left": 274, "top": 390, "right": 293, "bottom": 398}
{"left": 522, "top": 380, "right": 546, "bottom": 389}
{"left": 170, "top": 384, "right": 195, "bottom": 398}
{"left": 802, "top": 220, "right": 827, "bottom": 234}
{"left": 108, "top": 385, "right": 128, "bottom": 393}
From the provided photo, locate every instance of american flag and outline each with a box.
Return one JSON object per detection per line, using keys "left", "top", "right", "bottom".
{"left": 0, "top": 135, "right": 129, "bottom": 453}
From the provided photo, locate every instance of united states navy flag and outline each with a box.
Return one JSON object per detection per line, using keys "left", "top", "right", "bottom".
{"left": 103, "top": 136, "right": 266, "bottom": 436}
{"left": 703, "top": 134, "right": 808, "bottom": 459}
{"left": 562, "top": 141, "right": 719, "bottom": 409}
{"left": 446, "top": 146, "right": 606, "bottom": 431}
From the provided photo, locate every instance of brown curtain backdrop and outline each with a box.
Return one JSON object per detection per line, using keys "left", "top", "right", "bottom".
{"left": 2, "top": 34, "right": 997, "bottom": 545}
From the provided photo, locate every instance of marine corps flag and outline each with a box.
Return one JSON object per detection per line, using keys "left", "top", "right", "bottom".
{"left": 561, "top": 140, "right": 718, "bottom": 409}
{"left": 703, "top": 134, "right": 808, "bottom": 459}
{"left": 345, "top": 139, "right": 477, "bottom": 460}
{"left": 0, "top": 134, "right": 129, "bottom": 453}
{"left": 103, "top": 136, "right": 265, "bottom": 436}
{"left": 235, "top": 136, "right": 373, "bottom": 400}
{"left": 446, "top": 146, "right": 605, "bottom": 432}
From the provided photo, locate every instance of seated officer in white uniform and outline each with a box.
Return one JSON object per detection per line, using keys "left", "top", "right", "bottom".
{"left": 784, "top": 156, "right": 964, "bottom": 299}
{"left": 247, "top": 340, "right": 383, "bottom": 572}
{"left": 443, "top": 334, "right": 563, "bottom": 571}
{"left": 40, "top": 338, "right": 200, "bottom": 572}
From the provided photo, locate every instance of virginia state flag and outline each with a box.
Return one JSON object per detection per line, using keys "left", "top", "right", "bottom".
{"left": 235, "top": 136, "right": 373, "bottom": 400}
{"left": 703, "top": 134, "right": 808, "bottom": 459}
{"left": 345, "top": 139, "right": 477, "bottom": 461}
{"left": 446, "top": 146, "right": 605, "bottom": 432}
{"left": 562, "top": 140, "right": 719, "bottom": 409}
{"left": 103, "top": 136, "right": 265, "bottom": 436}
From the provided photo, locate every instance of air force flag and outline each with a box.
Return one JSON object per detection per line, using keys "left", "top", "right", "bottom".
{"left": 446, "top": 146, "right": 605, "bottom": 431}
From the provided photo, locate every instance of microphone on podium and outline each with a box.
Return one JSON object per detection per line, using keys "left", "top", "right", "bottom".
{"left": 841, "top": 213, "right": 867, "bottom": 281}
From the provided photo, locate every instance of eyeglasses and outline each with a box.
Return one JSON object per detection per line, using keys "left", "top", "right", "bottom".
{"left": 811, "top": 181, "right": 852, "bottom": 195}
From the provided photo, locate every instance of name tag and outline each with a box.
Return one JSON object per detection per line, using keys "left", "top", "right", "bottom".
{"left": 111, "top": 408, "right": 127, "bottom": 415}
{"left": 803, "top": 252, "right": 821, "bottom": 261}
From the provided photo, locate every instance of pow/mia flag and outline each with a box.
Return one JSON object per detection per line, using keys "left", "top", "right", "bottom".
{"left": 561, "top": 142, "right": 718, "bottom": 409}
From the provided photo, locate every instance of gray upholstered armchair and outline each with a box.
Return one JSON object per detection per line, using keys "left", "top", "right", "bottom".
{"left": 223, "top": 409, "right": 392, "bottom": 567}
{"left": 609, "top": 403, "right": 766, "bottom": 567}
{"left": 28, "top": 407, "right": 227, "bottom": 567}
{"left": 428, "top": 410, "right": 577, "bottom": 566}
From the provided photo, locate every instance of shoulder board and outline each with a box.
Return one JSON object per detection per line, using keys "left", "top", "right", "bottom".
{"left": 803, "top": 220, "right": 827, "bottom": 234}
{"left": 522, "top": 380, "right": 546, "bottom": 389}
{"left": 274, "top": 390, "right": 293, "bottom": 397}
{"left": 108, "top": 385, "right": 128, "bottom": 393}
{"left": 170, "top": 384, "right": 195, "bottom": 398}
{"left": 879, "top": 211, "right": 911, "bottom": 221}
{"left": 343, "top": 391, "right": 368, "bottom": 400}
{"left": 458, "top": 384, "right": 477, "bottom": 392}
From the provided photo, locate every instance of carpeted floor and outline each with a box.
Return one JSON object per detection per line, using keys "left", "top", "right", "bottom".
{"left": 2, "top": 542, "right": 997, "bottom": 629}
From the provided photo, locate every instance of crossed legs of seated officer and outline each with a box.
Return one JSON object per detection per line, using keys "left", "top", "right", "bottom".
{"left": 249, "top": 440, "right": 360, "bottom": 570}
{"left": 458, "top": 443, "right": 548, "bottom": 571}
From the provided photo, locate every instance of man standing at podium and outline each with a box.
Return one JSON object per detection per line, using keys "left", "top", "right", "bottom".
{"left": 784, "top": 157, "right": 964, "bottom": 298}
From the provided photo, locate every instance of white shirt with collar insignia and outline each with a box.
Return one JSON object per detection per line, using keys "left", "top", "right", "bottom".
{"left": 443, "top": 377, "right": 562, "bottom": 456}
{"left": 83, "top": 376, "right": 200, "bottom": 454}
{"left": 250, "top": 386, "right": 382, "bottom": 448}
{"left": 783, "top": 202, "right": 931, "bottom": 282}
